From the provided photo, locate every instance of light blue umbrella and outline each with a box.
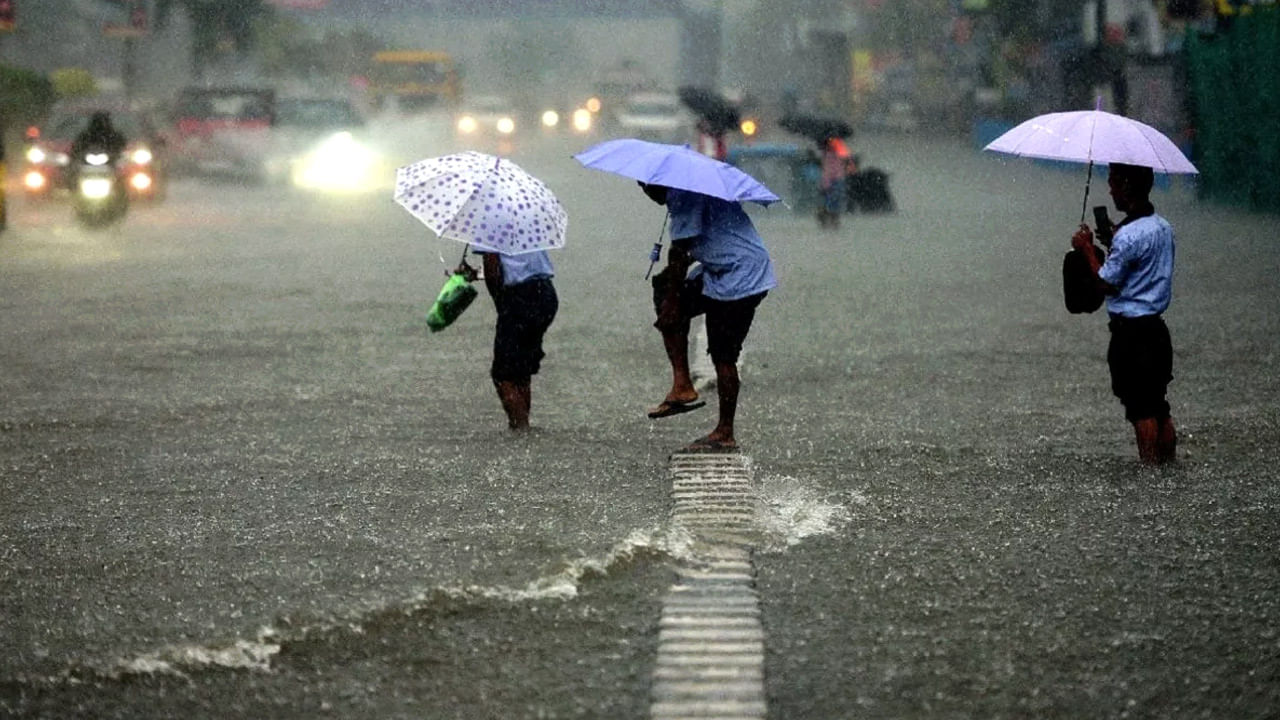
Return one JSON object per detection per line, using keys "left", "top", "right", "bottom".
{"left": 573, "top": 138, "right": 781, "bottom": 206}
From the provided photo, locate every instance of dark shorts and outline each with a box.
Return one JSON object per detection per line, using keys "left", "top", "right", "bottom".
{"left": 1107, "top": 313, "right": 1173, "bottom": 422}
{"left": 652, "top": 268, "right": 766, "bottom": 366}
{"left": 492, "top": 277, "right": 558, "bottom": 383}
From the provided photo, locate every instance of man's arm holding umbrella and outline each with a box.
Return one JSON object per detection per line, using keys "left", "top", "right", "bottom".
{"left": 454, "top": 252, "right": 504, "bottom": 300}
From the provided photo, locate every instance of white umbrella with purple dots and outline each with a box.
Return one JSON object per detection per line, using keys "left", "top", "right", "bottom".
{"left": 394, "top": 151, "right": 568, "bottom": 255}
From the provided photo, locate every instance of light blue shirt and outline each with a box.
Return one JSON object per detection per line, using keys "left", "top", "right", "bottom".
{"left": 1098, "top": 213, "right": 1175, "bottom": 317}
{"left": 666, "top": 189, "right": 777, "bottom": 301}
{"left": 472, "top": 248, "right": 554, "bottom": 287}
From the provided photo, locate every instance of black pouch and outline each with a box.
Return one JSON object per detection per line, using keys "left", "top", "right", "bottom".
{"left": 1062, "top": 246, "right": 1106, "bottom": 314}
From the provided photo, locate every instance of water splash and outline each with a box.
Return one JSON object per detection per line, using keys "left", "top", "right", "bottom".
{"left": 757, "top": 474, "right": 854, "bottom": 551}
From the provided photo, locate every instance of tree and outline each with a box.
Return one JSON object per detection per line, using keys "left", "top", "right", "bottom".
{"left": 154, "top": 0, "right": 269, "bottom": 79}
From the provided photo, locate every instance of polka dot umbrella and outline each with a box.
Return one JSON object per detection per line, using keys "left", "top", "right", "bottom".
{"left": 394, "top": 151, "right": 568, "bottom": 256}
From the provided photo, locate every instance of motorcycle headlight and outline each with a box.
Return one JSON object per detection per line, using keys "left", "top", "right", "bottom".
{"left": 80, "top": 177, "right": 113, "bottom": 199}
{"left": 496, "top": 117, "right": 515, "bottom": 135}
{"left": 131, "top": 147, "right": 154, "bottom": 165}
{"left": 572, "top": 108, "right": 593, "bottom": 133}
{"left": 541, "top": 110, "right": 559, "bottom": 128}
{"left": 457, "top": 116, "right": 478, "bottom": 134}
{"left": 25, "top": 146, "right": 47, "bottom": 163}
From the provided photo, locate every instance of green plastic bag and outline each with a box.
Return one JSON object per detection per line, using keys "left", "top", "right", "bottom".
{"left": 426, "top": 272, "right": 479, "bottom": 332}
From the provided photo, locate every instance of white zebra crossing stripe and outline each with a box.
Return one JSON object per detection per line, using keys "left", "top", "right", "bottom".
{"left": 651, "top": 453, "right": 766, "bottom": 720}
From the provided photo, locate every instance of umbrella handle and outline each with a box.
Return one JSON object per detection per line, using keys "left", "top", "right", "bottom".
{"left": 1079, "top": 160, "right": 1094, "bottom": 225}
{"left": 644, "top": 212, "right": 670, "bottom": 281}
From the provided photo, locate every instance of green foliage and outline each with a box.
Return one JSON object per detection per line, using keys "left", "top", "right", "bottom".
{"left": 154, "top": 0, "right": 269, "bottom": 77}
{"left": 50, "top": 68, "right": 98, "bottom": 98}
{"left": 255, "top": 16, "right": 384, "bottom": 81}
{"left": 1186, "top": 6, "right": 1280, "bottom": 212}
{"left": 0, "top": 64, "right": 55, "bottom": 126}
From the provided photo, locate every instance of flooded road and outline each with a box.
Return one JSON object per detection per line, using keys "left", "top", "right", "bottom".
{"left": 2, "top": 129, "right": 1276, "bottom": 718}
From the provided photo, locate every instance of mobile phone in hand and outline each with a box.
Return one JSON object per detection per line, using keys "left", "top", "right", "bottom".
{"left": 1093, "top": 205, "right": 1113, "bottom": 247}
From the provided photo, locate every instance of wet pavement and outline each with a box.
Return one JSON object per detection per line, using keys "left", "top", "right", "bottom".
{"left": 1, "top": 130, "right": 1277, "bottom": 718}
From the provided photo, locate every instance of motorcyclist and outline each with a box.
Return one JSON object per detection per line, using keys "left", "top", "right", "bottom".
{"left": 71, "top": 111, "right": 128, "bottom": 164}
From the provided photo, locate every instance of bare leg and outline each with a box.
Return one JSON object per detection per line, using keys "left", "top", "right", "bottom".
{"left": 1134, "top": 417, "right": 1159, "bottom": 465}
{"left": 1157, "top": 416, "right": 1177, "bottom": 463}
{"left": 659, "top": 324, "right": 699, "bottom": 405}
{"left": 704, "top": 359, "right": 740, "bottom": 447}
{"left": 496, "top": 380, "right": 529, "bottom": 430}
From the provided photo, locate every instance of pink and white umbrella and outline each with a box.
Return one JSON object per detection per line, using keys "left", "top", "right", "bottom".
{"left": 984, "top": 108, "right": 1198, "bottom": 175}
{"left": 984, "top": 104, "right": 1197, "bottom": 221}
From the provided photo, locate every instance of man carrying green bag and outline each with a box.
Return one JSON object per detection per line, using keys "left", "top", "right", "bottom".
{"left": 394, "top": 151, "right": 568, "bottom": 431}
{"left": 456, "top": 249, "right": 558, "bottom": 430}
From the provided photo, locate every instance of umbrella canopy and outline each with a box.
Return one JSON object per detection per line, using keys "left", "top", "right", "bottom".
{"left": 778, "top": 113, "right": 854, "bottom": 143}
{"left": 984, "top": 109, "right": 1198, "bottom": 175}
{"left": 394, "top": 151, "right": 568, "bottom": 255}
{"left": 573, "top": 138, "right": 781, "bottom": 206}
{"left": 677, "top": 85, "right": 740, "bottom": 135}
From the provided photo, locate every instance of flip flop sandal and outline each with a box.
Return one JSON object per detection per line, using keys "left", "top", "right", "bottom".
{"left": 647, "top": 399, "right": 707, "bottom": 419}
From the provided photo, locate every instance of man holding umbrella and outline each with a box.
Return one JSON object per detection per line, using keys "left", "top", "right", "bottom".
{"left": 575, "top": 138, "right": 781, "bottom": 452}
{"left": 641, "top": 182, "right": 776, "bottom": 452}
{"left": 1071, "top": 163, "right": 1177, "bottom": 464}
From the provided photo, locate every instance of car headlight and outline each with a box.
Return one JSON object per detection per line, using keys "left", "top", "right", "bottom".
{"left": 541, "top": 110, "right": 559, "bottom": 128}
{"left": 457, "top": 116, "right": 478, "bottom": 134}
{"left": 740, "top": 119, "right": 758, "bottom": 137}
{"left": 131, "top": 147, "right": 153, "bottom": 165}
{"left": 25, "top": 146, "right": 46, "bottom": 163}
{"left": 24, "top": 170, "right": 47, "bottom": 191}
{"left": 129, "top": 171, "right": 153, "bottom": 192}
{"left": 293, "top": 131, "right": 379, "bottom": 192}
{"left": 572, "top": 108, "right": 593, "bottom": 133}
{"left": 496, "top": 117, "right": 515, "bottom": 135}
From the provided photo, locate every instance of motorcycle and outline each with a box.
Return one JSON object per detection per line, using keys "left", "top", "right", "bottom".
{"left": 73, "top": 148, "right": 128, "bottom": 228}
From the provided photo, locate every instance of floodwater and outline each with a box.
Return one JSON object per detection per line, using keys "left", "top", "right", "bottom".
{"left": 1, "top": 127, "right": 1276, "bottom": 718}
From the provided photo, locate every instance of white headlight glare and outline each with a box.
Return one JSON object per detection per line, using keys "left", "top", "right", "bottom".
{"left": 80, "top": 178, "right": 113, "bottom": 199}
{"left": 541, "top": 110, "right": 559, "bottom": 128}
{"left": 295, "top": 132, "right": 378, "bottom": 191}
{"left": 25, "top": 146, "right": 46, "bottom": 163}
{"left": 496, "top": 117, "right": 515, "bottom": 135}
{"left": 457, "top": 116, "right": 477, "bottom": 134}
{"left": 131, "top": 148, "right": 153, "bottom": 165}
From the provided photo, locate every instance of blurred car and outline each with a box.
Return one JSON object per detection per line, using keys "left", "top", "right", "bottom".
{"left": 454, "top": 95, "right": 521, "bottom": 141}
{"left": 614, "top": 92, "right": 693, "bottom": 144}
{"left": 168, "top": 86, "right": 274, "bottom": 178}
{"left": 264, "top": 97, "right": 385, "bottom": 193}
{"left": 22, "top": 105, "right": 168, "bottom": 202}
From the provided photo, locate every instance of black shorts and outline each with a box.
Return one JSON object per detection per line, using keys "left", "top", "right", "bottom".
{"left": 1107, "top": 313, "right": 1173, "bottom": 422}
{"left": 492, "top": 277, "right": 558, "bottom": 383}
{"left": 652, "top": 268, "right": 766, "bottom": 366}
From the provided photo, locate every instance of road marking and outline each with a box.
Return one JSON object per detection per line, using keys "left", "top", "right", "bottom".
{"left": 652, "top": 452, "right": 766, "bottom": 720}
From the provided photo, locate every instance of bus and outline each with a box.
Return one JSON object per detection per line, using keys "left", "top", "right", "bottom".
{"left": 368, "top": 50, "right": 461, "bottom": 112}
